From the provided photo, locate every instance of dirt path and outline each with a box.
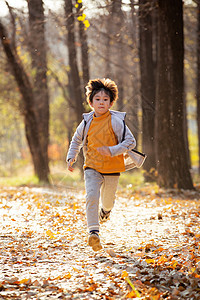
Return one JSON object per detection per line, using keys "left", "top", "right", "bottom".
{"left": 0, "top": 186, "right": 200, "bottom": 299}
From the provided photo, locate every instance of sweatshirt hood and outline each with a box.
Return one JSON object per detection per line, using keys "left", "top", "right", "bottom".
{"left": 82, "top": 110, "right": 126, "bottom": 122}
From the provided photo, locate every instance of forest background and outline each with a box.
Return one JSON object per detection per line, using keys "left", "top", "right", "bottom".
{"left": 0, "top": 0, "right": 200, "bottom": 191}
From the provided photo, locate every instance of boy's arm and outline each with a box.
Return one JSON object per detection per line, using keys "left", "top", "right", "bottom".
{"left": 109, "top": 123, "right": 136, "bottom": 157}
{"left": 66, "top": 120, "right": 85, "bottom": 163}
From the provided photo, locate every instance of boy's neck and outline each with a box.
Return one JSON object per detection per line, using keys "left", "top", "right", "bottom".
{"left": 94, "top": 110, "right": 110, "bottom": 118}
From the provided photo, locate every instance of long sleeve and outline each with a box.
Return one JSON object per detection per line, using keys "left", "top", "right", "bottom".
{"left": 66, "top": 120, "right": 85, "bottom": 162}
{"left": 109, "top": 119, "right": 136, "bottom": 157}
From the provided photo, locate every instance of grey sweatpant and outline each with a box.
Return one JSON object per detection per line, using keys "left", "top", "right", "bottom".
{"left": 84, "top": 168, "right": 119, "bottom": 232}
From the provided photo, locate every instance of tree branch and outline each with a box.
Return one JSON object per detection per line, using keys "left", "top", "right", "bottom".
{"left": 5, "top": 1, "right": 16, "bottom": 50}
{"left": 49, "top": 68, "right": 76, "bottom": 110}
{"left": 0, "top": 19, "right": 33, "bottom": 111}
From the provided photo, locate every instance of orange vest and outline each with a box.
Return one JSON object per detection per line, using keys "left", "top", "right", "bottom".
{"left": 84, "top": 111, "right": 125, "bottom": 173}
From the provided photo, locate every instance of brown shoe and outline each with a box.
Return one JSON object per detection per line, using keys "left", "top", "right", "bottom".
{"left": 88, "top": 232, "right": 102, "bottom": 252}
{"left": 99, "top": 208, "right": 111, "bottom": 223}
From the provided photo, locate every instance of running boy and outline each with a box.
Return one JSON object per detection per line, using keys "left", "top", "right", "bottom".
{"left": 67, "top": 78, "right": 136, "bottom": 251}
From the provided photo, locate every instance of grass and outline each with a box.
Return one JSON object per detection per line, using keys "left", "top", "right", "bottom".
{"left": 0, "top": 161, "right": 199, "bottom": 190}
{"left": 119, "top": 169, "right": 145, "bottom": 188}
{"left": 0, "top": 170, "right": 145, "bottom": 191}
{"left": 49, "top": 169, "right": 84, "bottom": 189}
{"left": 0, "top": 161, "right": 145, "bottom": 189}
{"left": 0, "top": 175, "right": 39, "bottom": 187}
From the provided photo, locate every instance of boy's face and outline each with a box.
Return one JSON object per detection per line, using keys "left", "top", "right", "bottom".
{"left": 90, "top": 90, "right": 112, "bottom": 117}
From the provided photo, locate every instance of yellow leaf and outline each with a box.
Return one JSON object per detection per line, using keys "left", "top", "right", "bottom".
{"left": 64, "top": 273, "right": 71, "bottom": 279}
{"left": 126, "top": 278, "right": 141, "bottom": 298}
{"left": 122, "top": 271, "right": 141, "bottom": 298}
{"left": 191, "top": 267, "right": 196, "bottom": 272}
{"left": 157, "top": 255, "right": 168, "bottom": 264}
{"left": 170, "top": 260, "right": 178, "bottom": 268}
{"left": 121, "top": 270, "right": 128, "bottom": 278}
{"left": 77, "top": 16, "right": 83, "bottom": 21}
{"left": 126, "top": 290, "right": 137, "bottom": 298}
{"left": 145, "top": 259, "right": 155, "bottom": 264}
{"left": 77, "top": 14, "right": 86, "bottom": 22}
{"left": 20, "top": 278, "right": 31, "bottom": 285}
{"left": 83, "top": 20, "right": 90, "bottom": 28}
{"left": 87, "top": 284, "right": 97, "bottom": 291}
{"left": 46, "top": 230, "right": 55, "bottom": 239}
{"left": 189, "top": 267, "right": 196, "bottom": 273}
{"left": 73, "top": 203, "right": 79, "bottom": 210}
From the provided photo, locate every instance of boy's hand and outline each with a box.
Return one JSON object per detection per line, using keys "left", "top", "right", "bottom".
{"left": 67, "top": 158, "right": 75, "bottom": 172}
{"left": 97, "top": 146, "right": 111, "bottom": 157}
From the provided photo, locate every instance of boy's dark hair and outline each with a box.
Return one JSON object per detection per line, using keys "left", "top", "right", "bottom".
{"left": 85, "top": 78, "right": 118, "bottom": 104}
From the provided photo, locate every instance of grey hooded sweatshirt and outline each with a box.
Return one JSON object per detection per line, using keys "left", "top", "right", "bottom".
{"left": 67, "top": 110, "right": 142, "bottom": 171}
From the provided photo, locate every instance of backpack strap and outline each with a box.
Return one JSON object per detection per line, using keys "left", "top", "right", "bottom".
{"left": 121, "top": 120, "right": 126, "bottom": 142}
{"left": 122, "top": 119, "right": 146, "bottom": 160}
{"left": 82, "top": 119, "right": 87, "bottom": 141}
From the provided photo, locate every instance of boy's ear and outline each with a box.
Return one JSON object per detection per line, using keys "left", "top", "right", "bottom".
{"left": 89, "top": 101, "right": 93, "bottom": 108}
{"left": 109, "top": 101, "right": 114, "bottom": 108}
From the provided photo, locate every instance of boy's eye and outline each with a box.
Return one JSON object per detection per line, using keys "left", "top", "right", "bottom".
{"left": 94, "top": 97, "right": 109, "bottom": 101}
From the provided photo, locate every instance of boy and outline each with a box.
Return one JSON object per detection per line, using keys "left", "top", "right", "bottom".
{"left": 67, "top": 78, "right": 136, "bottom": 251}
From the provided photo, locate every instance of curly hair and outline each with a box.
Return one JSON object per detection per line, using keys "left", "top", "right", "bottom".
{"left": 85, "top": 78, "right": 118, "bottom": 104}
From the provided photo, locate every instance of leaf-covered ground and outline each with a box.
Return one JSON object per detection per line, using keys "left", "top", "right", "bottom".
{"left": 0, "top": 185, "right": 200, "bottom": 299}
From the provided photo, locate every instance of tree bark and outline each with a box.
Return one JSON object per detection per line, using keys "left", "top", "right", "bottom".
{"left": 76, "top": 1, "right": 90, "bottom": 90}
{"left": 64, "top": 0, "right": 85, "bottom": 174}
{"left": 156, "top": 0, "right": 194, "bottom": 189}
{"left": 0, "top": 21, "right": 49, "bottom": 182}
{"left": 130, "top": 0, "right": 139, "bottom": 143}
{"left": 139, "top": 0, "right": 156, "bottom": 179}
{"left": 197, "top": 0, "right": 200, "bottom": 174}
{"left": 28, "top": 0, "right": 50, "bottom": 174}
{"left": 111, "top": 0, "right": 124, "bottom": 111}
{"left": 105, "top": 14, "right": 112, "bottom": 79}
{"left": 64, "top": 0, "right": 84, "bottom": 124}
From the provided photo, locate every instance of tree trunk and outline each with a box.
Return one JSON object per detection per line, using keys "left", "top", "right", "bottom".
{"left": 28, "top": 0, "right": 50, "bottom": 175}
{"left": 111, "top": 0, "right": 124, "bottom": 111}
{"left": 64, "top": 0, "right": 84, "bottom": 124}
{"left": 130, "top": 0, "right": 139, "bottom": 143}
{"left": 197, "top": 0, "right": 200, "bottom": 174}
{"left": 139, "top": 0, "right": 156, "bottom": 179}
{"left": 156, "top": 0, "right": 193, "bottom": 189}
{"left": 105, "top": 14, "right": 112, "bottom": 79}
{"left": 0, "top": 21, "right": 49, "bottom": 182}
{"left": 64, "top": 0, "right": 85, "bottom": 174}
{"left": 76, "top": 1, "right": 90, "bottom": 90}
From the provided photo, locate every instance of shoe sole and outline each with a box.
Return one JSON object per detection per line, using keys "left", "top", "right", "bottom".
{"left": 99, "top": 216, "right": 110, "bottom": 223}
{"left": 88, "top": 234, "right": 102, "bottom": 252}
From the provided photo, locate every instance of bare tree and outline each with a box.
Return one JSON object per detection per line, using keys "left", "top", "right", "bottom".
{"left": 155, "top": 0, "right": 193, "bottom": 189}
{"left": 28, "top": 0, "right": 50, "bottom": 175}
{"left": 76, "top": 1, "right": 90, "bottom": 90}
{"left": 139, "top": 0, "right": 156, "bottom": 178}
{"left": 0, "top": 0, "right": 50, "bottom": 182}
{"left": 0, "top": 20, "right": 49, "bottom": 182}
{"left": 130, "top": 0, "right": 140, "bottom": 143}
{"left": 64, "top": 0, "right": 84, "bottom": 124}
{"left": 110, "top": 0, "right": 125, "bottom": 111}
